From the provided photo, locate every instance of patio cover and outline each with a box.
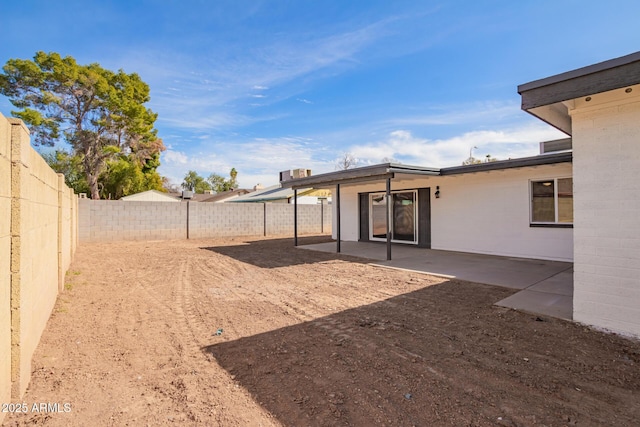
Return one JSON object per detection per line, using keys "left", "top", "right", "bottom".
{"left": 280, "top": 153, "right": 572, "bottom": 260}
{"left": 281, "top": 163, "right": 440, "bottom": 260}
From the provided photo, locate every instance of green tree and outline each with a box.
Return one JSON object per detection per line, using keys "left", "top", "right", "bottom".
{"left": 41, "top": 149, "right": 90, "bottom": 194}
{"left": 99, "top": 154, "right": 164, "bottom": 199}
{"left": 0, "top": 51, "right": 164, "bottom": 199}
{"left": 182, "top": 170, "right": 211, "bottom": 193}
{"left": 207, "top": 168, "right": 239, "bottom": 192}
{"left": 229, "top": 167, "right": 238, "bottom": 189}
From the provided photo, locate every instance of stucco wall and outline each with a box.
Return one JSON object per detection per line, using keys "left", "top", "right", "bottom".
{"left": 0, "top": 114, "right": 12, "bottom": 415}
{"left": 571, "top": 86, "right": 640, "bottom": 338}
{"left": 433, "top": 165, "right": 573, "bottom": 261}
{"left": 79, "top": 200, "right": 331, "bottom": 242}
{"left": 333, "top": 162, "right": 573, "bottom": 262}
{"left": 0, "top": 114, "right": 78, "bottom": 419}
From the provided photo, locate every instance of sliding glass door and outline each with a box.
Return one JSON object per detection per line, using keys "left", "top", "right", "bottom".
{"left": 370, "top": 191, "right": 417, "bottom": 244}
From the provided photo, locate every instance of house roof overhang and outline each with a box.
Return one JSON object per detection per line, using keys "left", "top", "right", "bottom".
{"left": 441, "top": 151, "right": 572, "bottom": 175}
{"left": 518, "top": 51, "right": 640, "bottom": 135}
{"left": 280, "top": 163, "right": 440, "bottom": 190}
{"left": 281, "top": 153, "right": 572, "bottom": 189}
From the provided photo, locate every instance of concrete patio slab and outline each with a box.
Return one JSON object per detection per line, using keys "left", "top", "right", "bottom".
{"left": 299, "top": 241, "right": 574, "bottom": 320}
{"left": 495, "top": 291, "right": 573, "bottom": 321}
{"left": 525, "top": 268, "right": 573, "bottom": 296}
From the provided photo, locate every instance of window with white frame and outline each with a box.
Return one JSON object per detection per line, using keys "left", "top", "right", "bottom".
{"left": 530, "top": 177, "right": 573, "bottom": 225}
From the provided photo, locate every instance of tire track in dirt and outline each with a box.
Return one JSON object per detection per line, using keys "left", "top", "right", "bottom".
{"left": 101, "top": 242, "right": 280, "bottom": 426}
{"left": 8, "top": 237, "right": 640, "bottom": 427}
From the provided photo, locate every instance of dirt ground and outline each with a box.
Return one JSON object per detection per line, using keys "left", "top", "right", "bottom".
{"left": 4, "top": 235, "right": 640, "bottom": 426}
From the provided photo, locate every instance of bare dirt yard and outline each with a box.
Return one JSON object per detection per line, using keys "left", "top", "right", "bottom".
{"left": 4, "top": 235, "right": 640, "bottom": 426}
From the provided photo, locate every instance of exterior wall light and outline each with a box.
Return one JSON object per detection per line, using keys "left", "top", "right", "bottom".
{"left": 435, "top": 186, "right": 440, "bottom": 199}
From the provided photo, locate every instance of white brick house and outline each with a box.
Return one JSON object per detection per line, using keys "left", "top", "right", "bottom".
{"left": 519, "top": 51, "right": 640, "bottom": 338}
{"left": 282, "top": 51, "right": 640, "bottom": 338}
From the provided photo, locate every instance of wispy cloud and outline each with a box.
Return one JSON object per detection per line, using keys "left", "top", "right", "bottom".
{"left": 349, "top": 124, "right": 566, "bottom": 167}
{"left": 159, "top": 118, "right": 566, "bottom": 189}
{"left": 297, "top": 98, "right": 313, "bottom": 104}
{"left": 159, "top": 136, "right": 333, "bottom": 188}
{"left": 157, "top": 110, "right": 251, "bottom": 131}
{"left": 163, "top": 150, "right": 189, "bottom": 165}
{"left": 384, "top": 100, "right": 522, "bottom": 127}
{"left": 108, "top": 14, "right": 406, "bottom": 135}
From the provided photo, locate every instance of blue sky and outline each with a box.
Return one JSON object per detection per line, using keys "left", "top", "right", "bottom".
{"left": 2, "top": 1, "right": 640, "bottom": 188}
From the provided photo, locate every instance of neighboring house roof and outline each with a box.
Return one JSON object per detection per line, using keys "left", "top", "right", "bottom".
{"left": 120, "top": 190, "right": 180, "bottom": 202}
{"left": 167, "top": 192, "right": 230, "bottom": 202}
{"left": 518, "top": 51, "right": 640, "bottom": 135}
{"left": 230, "top": 184, "right": 317, "bottom": 203}
{"left": 305, "top": 188, "right": 332, "bottom": 198}
{"left": 280, "top": 151, "right": 572, "bottom": 189}
{"left": 199, "top": 189, "right": 251, "bottom": 202}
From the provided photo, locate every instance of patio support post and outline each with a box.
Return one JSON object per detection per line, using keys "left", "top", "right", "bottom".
{"left": 336, "top": 184, "right": 341, "bottom": 253}
{"left": 386, "top": 177, "right": 391, "bottom": 260}
{"left": 186, "top": 200, "right": 190, "bottom": 239}
{"left": 294, "top": 189, "right": 298, "bottom": 246}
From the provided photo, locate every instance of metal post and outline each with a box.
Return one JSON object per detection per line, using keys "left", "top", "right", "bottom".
{"left": 294, "top": 189, "right": 298, "bottom": 246}
{"left": 186, "top": 201, "right": 190, "bottom": 239}
{"left": 320, "top": 199, "right": 324, "bottom": 234}
{"left": 336, "top": 184, "right": 341, "bottom": 253}
{"left": 386, "top": 177, "right": 391, "bottom": 261}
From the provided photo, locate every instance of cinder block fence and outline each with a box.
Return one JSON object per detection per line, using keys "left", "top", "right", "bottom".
{"left": 0, "top": 114, "right": 78, "bottom": 420}
{"left": 79, "top": 199, "right": 331, "bottom": 242}
{"left": 0, "top": 113, "right": 329, "bottom": 423}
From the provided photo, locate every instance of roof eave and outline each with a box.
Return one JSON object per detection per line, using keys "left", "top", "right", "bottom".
{"left": 518, "top": 51, "right": 640, "bottom": 135}
{"left": 280, "top": 163, "right": 440, "bottom": 189}
{"left": 441, "top": 151, "right": 572, "bottom": 175}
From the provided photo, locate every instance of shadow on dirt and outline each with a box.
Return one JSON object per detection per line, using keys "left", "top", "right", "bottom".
{"left": 203, "top": 280, "right": 640, "bottom": 426}
{"left": 201, "top": 235, "right": 370, "bottom": 269}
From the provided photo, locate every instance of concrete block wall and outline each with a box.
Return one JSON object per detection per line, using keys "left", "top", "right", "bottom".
{"left": 0, "top": 114, "right": 78, "bottom": 419}
{"left": 296, "top": 203, "right": 330, "bottom": 235}
{"left": 264, "top": 203, "right": 328, "bottom": 235}
{"left": 322, "top": 202, "right": 332, "bottom": 234}
{"left": 59, "top": 176, "right": 72, "bottom": 291}
{"left": 12, "top": 119, "right": 61, "bottom": 398}
{"left": 571, "top": 87, "right": 640, "bottom": 338}
{"left": 265, "top": 204, "right": 294, "bottom": 235}
{"left": 79, "top": 200, "right": 331, "bottom": 242}
{"left": 189, "top": 202, "right": 264, "bottom": 238}
{"left": 70, "top": 188, "right": 78, "bottom": 265}
{"left": 0, "top": 115, "right": 12, "bottom": 416}
{"left": 79, "top": 200, "right": 188, "bottom": 241}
